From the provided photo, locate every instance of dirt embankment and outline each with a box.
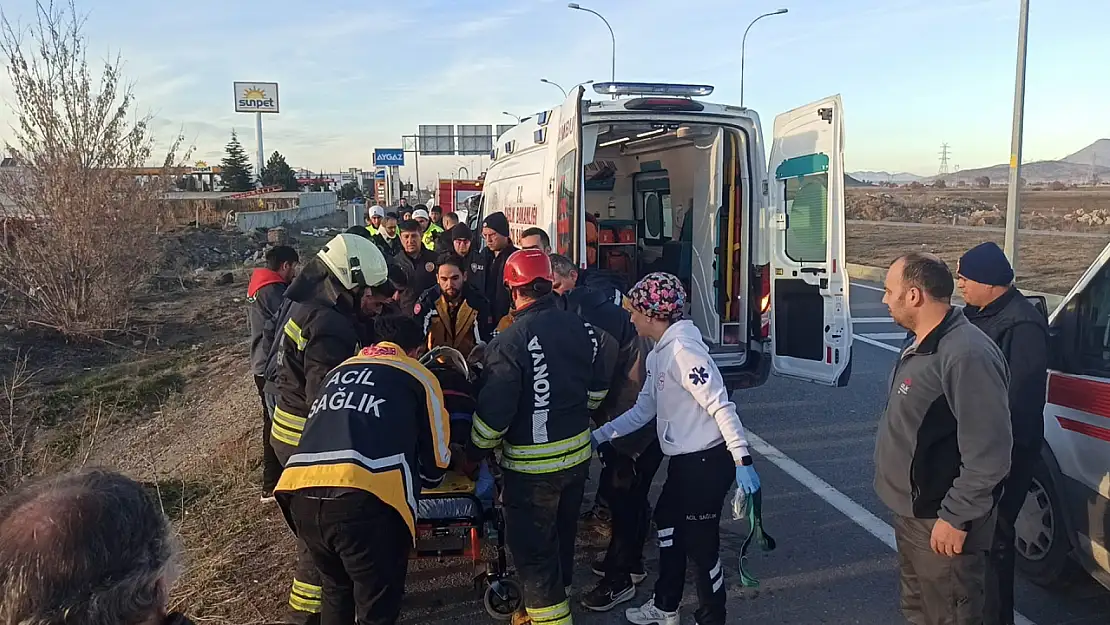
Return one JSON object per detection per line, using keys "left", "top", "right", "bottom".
{"left": 847, "top": 187, "right": 1110, "bottom": 232}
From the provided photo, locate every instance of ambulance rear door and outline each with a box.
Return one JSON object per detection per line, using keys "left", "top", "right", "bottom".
{"left": 767, "top": 95, "right": 852, "bottom": 386}
{"left": 554, "top": 85, "right": 586, "bottom": 264}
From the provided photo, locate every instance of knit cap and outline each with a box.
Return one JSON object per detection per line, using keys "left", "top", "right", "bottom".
{"left": 958, "top": 242, "right": 1013, "bottom": 286}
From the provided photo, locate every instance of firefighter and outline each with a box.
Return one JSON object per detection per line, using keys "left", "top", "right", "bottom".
{"left": 263, "top": 232, "right": 394, "bottom": 625}
{"left": 275, "top": 315, "right": 451, "bottom": 625}
{"left": 462, "top": 249, "right": 617, "bottom": 625}
{"left": 413, "top": 252, "right": 495, "bottom": 359}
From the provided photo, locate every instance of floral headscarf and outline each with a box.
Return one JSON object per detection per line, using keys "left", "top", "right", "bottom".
{"left": 626, "top": 272, "right": 686, "bottom": 322}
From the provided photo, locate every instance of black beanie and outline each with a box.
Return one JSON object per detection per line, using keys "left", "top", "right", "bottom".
{"left": 958, "top": 242, "right": 1014, "bottom": 286}
{"left": 451, "top": 223, "right": 474, "bottom": 240}
{"left": 483, "top": 212, "right": 510, "bottom": 237}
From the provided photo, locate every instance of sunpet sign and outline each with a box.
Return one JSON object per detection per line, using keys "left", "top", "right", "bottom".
{"left": 234, "top": 82, "right": 280, "bottom": 114}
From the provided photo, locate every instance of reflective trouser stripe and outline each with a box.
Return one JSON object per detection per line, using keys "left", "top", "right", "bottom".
{"left": 500, "top": 440, "right": 591, "bottom": 474}
{"left": 289, "top": 578, "right": 322, "bottom": 613}
{"left": 271, "top": 406, "right": 305, "bottom": 446}
{"left": 503, "top": 429, "right": 590, "bottom": 459}
{"left": 527, "top": 599, "right": 572, "bottom": 625}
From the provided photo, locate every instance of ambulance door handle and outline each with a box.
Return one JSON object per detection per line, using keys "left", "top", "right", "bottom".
{"left": 800, "top": 267, "right": 826, "bottom": 275}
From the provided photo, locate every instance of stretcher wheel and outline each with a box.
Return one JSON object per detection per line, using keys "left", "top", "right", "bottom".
{"left": 482, "top": 578, "right": 523, "bottom": 620}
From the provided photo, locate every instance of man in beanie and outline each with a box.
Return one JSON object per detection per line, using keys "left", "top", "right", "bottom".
{"left": 957, "top": 242, "right": 1049, "bottom": 625}
{"left": 477, "top": 211, "right": 518, "bottom": 323}
{"left": 593, "top": 272, "right": 760, "bottom": 625}
{"left": 450, "top": 223, "right": 482, "bottom": 289}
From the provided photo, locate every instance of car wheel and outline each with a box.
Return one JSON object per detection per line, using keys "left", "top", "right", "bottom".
{"left": 1014, "top": 458, "right": 1083, "bottom": 588}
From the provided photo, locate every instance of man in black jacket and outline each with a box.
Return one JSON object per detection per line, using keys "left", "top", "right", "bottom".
{"left": 263, "top": 233, "right": 394, "bottom": 625}
{"left": 476, "top": 211, "right": 518, "bottom": 323}
{"left": 550, "top": 254, "right": 660, "bottom": 612}
{"left": 393, "top": 219, "right": 438, "bottom": 316}
{"left": 956, "top": 242, "right": 1049, "bottom": 625}
{"left": 371, "top": 213, "right": 402, "bottom": 258}
{"left": 462, "top": 249, "right": 616, "bottom": 625}
{"left": 247, "top": 245, "right": 299, "bottom": 501}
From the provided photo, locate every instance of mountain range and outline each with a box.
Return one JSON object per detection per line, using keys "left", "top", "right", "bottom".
{"left": 851, "top": 139, "right": 1110, "bottom": 186}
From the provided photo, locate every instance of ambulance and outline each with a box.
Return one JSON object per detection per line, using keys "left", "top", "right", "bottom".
{"left": 479, "top": 82, "right": 851, "bottom": 390}
{"left": 1016, "top": 246, "right": 1110, "bottom": 591}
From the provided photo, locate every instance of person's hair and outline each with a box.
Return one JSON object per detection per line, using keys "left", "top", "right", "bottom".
{"left": 548, "top": 254, "right": 577, "bottom": 278}
{"left": 897, "top": 253, "right": 954, "bottom": 301}
{"left": 430, "top": 205, "right": 442, "bottom": 214}
{"left": 0, "top": 470, "right": 177, "bottom": 625}
{"left": 383, "top": 212, "right": 399, "bottom": 222}
{"left": 443, "top": 211, "right": 458, "bottom": 222}
{"left": 521, "top": 227, "right": 550, "bottom": 250}
{"left": 414, "top": 204, "right": 428, "bottom": 212}
{"left": 515, "top": 281, "right": 553, "bottom": 300}
{"left": 265, "top": 245, "right": 299, "bottom": 270}
{"left": 373, "top": 314, "right": 424, "bottom": 351}
{"left": 436, "top": 252, "right": 466, "bottom": 273}
{"left": 398, "top": 219, "right": 421, "bottom": 234}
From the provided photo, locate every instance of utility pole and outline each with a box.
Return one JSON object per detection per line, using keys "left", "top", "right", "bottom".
{"left": 1004, "top": 0, "right": 1030, "bottom": 270}
{"left": 938, "top": 143, "right": 951, "bottom": 176}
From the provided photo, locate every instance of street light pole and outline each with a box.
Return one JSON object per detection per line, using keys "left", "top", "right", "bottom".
{"left": 568, "top": 3, "right": 616, "bottom": 90}
{"left": 740, "top": 8, "right": 788, "bottom": 108}
{"left": 502, "top": 111, "right": 522, "bottom": 123}
{"left": 540, "top": 78, "right": 567, "bottom": 97}
{"left": 1004, "top": 0, "right": 1030, "bottom": 272}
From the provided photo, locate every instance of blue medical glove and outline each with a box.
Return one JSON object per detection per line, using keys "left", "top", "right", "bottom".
{"left": 735, "top": 463, "right": 761, "bottom": 494}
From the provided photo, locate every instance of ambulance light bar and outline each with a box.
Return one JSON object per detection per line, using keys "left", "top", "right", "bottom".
{"left": 592, "top": 82, "right": 714, "bottom": 98}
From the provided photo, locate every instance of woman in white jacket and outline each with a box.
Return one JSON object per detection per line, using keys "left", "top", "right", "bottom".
{"left": 591, "top": 272, "right": 761, "bottom": 625}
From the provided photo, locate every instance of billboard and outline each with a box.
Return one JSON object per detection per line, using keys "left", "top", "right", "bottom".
{"left": 496, "top": 124, "right": 516, "bottom": 139}
{"left": 457, "top": 125, "right": 494, "bottom": 155}
{"left": 233, "top": 82, "right": 280, "bottom": 113}
{"left": 418, "top": 125, "right": 455, "bottom": 155}
{"left": 373, "top": 148, "right": 405, "bottom": 167}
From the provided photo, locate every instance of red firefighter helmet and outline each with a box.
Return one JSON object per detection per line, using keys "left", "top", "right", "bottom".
{"left": 503, "top": 249, "right": 553, "bottom": 288}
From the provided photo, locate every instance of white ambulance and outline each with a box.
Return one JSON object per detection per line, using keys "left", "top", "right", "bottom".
{"left": 479, "top": 82, "right": 851, "bottom": 390}
{"left": 1016, "top": 246, "right": 1110, "bottom": 591}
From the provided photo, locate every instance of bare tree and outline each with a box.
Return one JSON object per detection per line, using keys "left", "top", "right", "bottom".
{"left": 0, "top": 0, "right": 191, "bottom": 336}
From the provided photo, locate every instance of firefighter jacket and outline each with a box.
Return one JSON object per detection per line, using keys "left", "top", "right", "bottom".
{"left": 264, "top": 262, "right": 364, "bottom": 463}
{"left": 274, "top": 343, "right": 451, "bottom": 542}
{"left": 393, "top": 247, "right": 438, "bottom": 315}
{"left": 413, "top": 282, "right": 495, "bottom": 358}
{"left": 468, "top": 295, "right": 618, "bottom": 474}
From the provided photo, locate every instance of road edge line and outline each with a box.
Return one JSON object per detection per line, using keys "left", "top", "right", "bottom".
{"left": 746, "top": 430, "right": 1036, "bottom": 625}
{"left": 853, "top": 334, "right": 901, "bottom": 353}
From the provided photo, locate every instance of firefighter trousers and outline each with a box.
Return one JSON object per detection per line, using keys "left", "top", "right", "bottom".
{"left": 597, "top": 440, "right": 665, "bottom": 584}
{"left": 271, "top": 423, "right": 323, "bottom": 625}
{"left": 652, "top": 443, "right": 734, "bottom": 625}
{"left": 289, "top": 492, "right": 411, "bottom": 625}
{"left": 501, "top": 462, "right": 588, "bottom": 625}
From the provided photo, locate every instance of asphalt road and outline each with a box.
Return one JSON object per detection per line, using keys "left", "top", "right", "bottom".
{"left": 401, "top": 281, "right": 1110, "bottom": 625}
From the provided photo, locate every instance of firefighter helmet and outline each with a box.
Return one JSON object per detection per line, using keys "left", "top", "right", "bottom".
{"left": 317, "top": 233, "right": 389, "bottom": 291}
{"left": 503, "top": 249, "right": 553, "bottom": 288}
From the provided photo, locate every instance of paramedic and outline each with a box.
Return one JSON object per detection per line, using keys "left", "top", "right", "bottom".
{"left": 592, "top": 272, "right": 760, "bottom": 625}
{"left": 465, "top": 249, "right": 616, "bottom": 625}
{"left": 548, "top": 255, "right": 660, "bottom": 613}
{"left": 276, "top": 315, "right": 450, "bottom": 625}
{"left": 364, "top": 205, "right": 385, "bottom": 237}
{"left": 876, "top": 253, "right": 1011, "bottom": 625}
{"left": 413, "top": 252, "right": 495, "bottom": 358}
{"left": 393, "top": 219, "right": 439, "bottom": 315}
{"left": 264, "top": 232, "right": 394, "bottom": 624}
{"left": 413, "top": 207, "right": 444, "bottom": 251}
{"left": 520, "top": 227, "right": 552, "bottom": 254}
{"left": 955, "top": 243, "right": 1048, "bottom": 625}
{"left": 247, "top": 245, "right": 299, "bottom": 501}
{"left": 476, "top": 211, "right": 518, "bottom": 323}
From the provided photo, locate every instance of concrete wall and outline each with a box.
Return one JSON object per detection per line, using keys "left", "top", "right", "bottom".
{"left": 234, "top": 192, "right": 338, "bottom": 232}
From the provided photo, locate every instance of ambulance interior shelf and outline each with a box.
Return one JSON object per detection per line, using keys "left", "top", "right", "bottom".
{"left": 597, "top": 219, "right": 638, "bottom": 284}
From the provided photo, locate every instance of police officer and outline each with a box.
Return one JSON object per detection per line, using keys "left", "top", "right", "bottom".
{"left": 276, "top": 315, "right": 451, "bottom": 625}
{"left": 464, "top": 249, "right": 617, "bottom": 625}
{"left": 263, "top": 232, "right": 394, "bottom": 624}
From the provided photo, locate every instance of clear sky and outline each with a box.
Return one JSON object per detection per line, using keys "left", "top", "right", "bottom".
{"left": 1, "top": 0, "right": 1107, "bottom": 184}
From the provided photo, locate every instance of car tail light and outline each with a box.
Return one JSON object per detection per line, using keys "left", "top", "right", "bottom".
{"left": 759, "top": 266, "right": 771, "bottom": 339}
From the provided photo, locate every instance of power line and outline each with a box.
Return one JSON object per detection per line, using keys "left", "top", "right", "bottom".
{"left": 938, "top": 143, "right": 951, "bottom": 176}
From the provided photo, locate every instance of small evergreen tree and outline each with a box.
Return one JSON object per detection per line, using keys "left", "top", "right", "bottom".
{"left": 219, "top": 131, "right": 254, "bottom": 191}
{"left": 260, "top": 151, "right": 300, "bottom": 191}
{"left": 338, "top": 181, "right": 362, "bottom": 201}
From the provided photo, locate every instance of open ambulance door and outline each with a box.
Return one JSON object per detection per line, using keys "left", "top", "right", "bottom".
{"left": 554, "top": 85, "right": 587, "bottom": 265}
{"left": 767, "top": 95, "right": 852, "bottom": 387}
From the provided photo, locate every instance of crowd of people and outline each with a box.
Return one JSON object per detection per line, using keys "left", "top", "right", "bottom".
{"left": 0, "top": 193, "right": 1047, "bottom": 625}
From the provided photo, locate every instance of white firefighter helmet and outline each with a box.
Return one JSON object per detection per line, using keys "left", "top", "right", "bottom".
{"left": 316, "top": 233, "right": 389, "bottom": 291}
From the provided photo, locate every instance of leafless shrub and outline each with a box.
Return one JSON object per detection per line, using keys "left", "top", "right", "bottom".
{"left": 0, "top": 352, "right": 37, "bottom": 493}
{"left": 0, "top": 0, "right": 191, "bottom": 336}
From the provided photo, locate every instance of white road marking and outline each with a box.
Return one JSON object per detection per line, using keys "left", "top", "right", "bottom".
{"left": 747, "top": 431, "right": 1037, "bottom": 625}
{"left": 853, "top": 283, "right": 885, "bottom": 293}
{"left": 852, "top": 317, "right": 895, "bottom": 324}
{"left": 859, "top": 332, "right": 910, "bottom": 340}
{"left": 853, "top": 334, "right": 901, "bottom": 353}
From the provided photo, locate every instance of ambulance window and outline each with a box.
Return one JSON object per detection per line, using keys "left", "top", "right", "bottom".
{"left": 783, "top": 174, "right": 828, "bottom": 263}
{"left": 1075, "top": 264, "right": 1110, "bottom": 375}
{"left": 556, "top": 151, "right": 577, "bottom": 256}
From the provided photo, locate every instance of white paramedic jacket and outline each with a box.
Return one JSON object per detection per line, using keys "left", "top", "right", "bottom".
{"left": 592, "top": 320, "right": 750, "bottom": 464}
